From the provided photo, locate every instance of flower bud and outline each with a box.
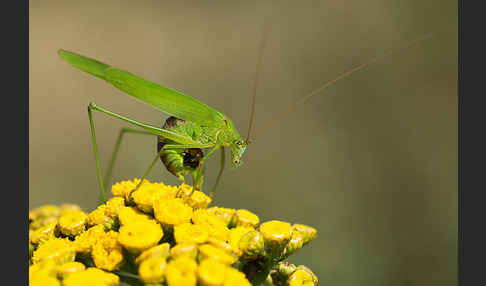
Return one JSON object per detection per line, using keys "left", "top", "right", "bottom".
{"left": 238, "top": 230, "right": 265, "bottom": 260}
{"left": 259, "top": 220, "right": 292, "bottom": 259}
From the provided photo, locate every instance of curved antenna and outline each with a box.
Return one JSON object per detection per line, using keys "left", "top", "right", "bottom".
{"left": 246, "top": 17, "right": 270, "bottom": 143}
{"left": 259, "top": 33, "right": 433, "bottom": 134}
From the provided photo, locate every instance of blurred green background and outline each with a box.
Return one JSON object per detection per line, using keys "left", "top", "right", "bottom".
{"left": 29, "top": 0, "right": 457, "bottom": 285}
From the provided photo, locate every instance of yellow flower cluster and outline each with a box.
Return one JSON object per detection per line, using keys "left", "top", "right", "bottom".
{"left": 29, "top": 179, "right": 318, "bottom": 286}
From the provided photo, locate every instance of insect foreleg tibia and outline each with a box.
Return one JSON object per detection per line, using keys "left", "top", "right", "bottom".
{"left": 193, "top": 145, "right": 222, "bottom": 195}
{"left": 104, "top": 127, "right": 156, "bottom": 192}
{"left": 210, "top": 148, "right": 226, "bottom": 199}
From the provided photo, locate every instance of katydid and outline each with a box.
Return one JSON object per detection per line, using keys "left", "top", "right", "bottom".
{"left": 58, "top": 30, "right": 430, "bottom": 203}
{"left": 58, "top": 49, "right": 254, "bottom": 202}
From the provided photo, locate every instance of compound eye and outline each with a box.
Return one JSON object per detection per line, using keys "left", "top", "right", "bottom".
{"left": 236, "top": 141, "right": 243, "bottom": 147}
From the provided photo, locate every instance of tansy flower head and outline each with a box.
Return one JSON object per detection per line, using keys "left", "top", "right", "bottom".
{"left": 29, "top": 260, "right": 57, "bottom": 280}
{"left": 198, "top": 243, "right": 237, "bottom": 265}
{"left": 29, "top": 275, "right": 61, "bottom": 286}
{"left": 87, "top": 205, "right": 116, "bottom": 230}
{"left": 135, "top": 243, "right": 171, "bottom": 264}
{"left": 229, "top": 226, "right": 254, "bottom": 256}
{"left": 170, "top": 243, "right": 199, "bottom": 260}
{"left": 197, "top": 259, "right": 228, "bottom": 286}
{"left": 104, "top": 197, "right": 126, "bottom": 217}
{"left": 73, "top": 224, "right": 105, "bottom": 254}
{"left": 118, "top": 206, "right": 153, "bottom": 226}
{"left": 30, "top": 220, "right": 59, "bottom": 245}
{"left": 111, "top": 178, "right": 143, "bottom": 201}
{"left": 58, "top": 210, "right": 87, "bottom": 237}
{"left": 153, "top": 197, "right": 193, "bottom": 228}
{"left": 207, "top": 207, "right": 236, "bottom": 227}
{"left": 184, "top": 190, "right": 212, "bottom": 209}
{"left": 291, "top": 224, "right": 317, "bottom": 245}
{"left": 287, "top": 266, "right": 318, "bottom": 286}
{"left": 32, "top": 237, "right": 75, "bottom": 265}
{"left": 259, "top": 220, "right": 292, "bottom": 259}
{"left": 118, "top": 221, "right": 164, "bottom": 253}
{"left": 56, "top": 261, "right": 86, "bottom": 279}
{"left": 62, "top": 267, "right": 119, "bottom": 286}
{"left": 174, "top": 222, "right": 209, "bottom": 244}
{"left": 165, "top": 256, "right": 198, "bottom": 286}
{"left": 91, "top": 231, "right": 124, "bottom": 271}
{"left": 235, "top": 209, "right": 260, "bottom": 228}
{"left": 139, "top": 256, "right": 167, "bottom": 284}
{"left": 224, "top": 267, "right": 252, "bottom": 286}
{"left": 131, "top": 181, "right": 166, "bottom": 213}
{"left": 238, "top": 230, "right": 266, "bottom": 260}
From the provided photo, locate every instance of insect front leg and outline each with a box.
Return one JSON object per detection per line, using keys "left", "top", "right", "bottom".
{"left": 130, "top": 143, "right": 216, "bottom": 198}
{"left": 193, "top": 145, "right": 222, "bottom": 195}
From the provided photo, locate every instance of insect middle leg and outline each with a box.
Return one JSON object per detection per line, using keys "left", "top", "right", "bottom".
{"left": 104, "top": 127, "right": 155, "bottom": 193}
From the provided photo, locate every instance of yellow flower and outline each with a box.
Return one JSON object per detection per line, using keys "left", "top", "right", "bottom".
{"left": 118, "top": 221, "right": 164, "bottom": 253}
{"left": 30, "top": 275, "right": 61, "bottom": 286}
{"left": 228, "top": 227, "right": 254, "bottom": 256}
{"left": 30, "top": 220, "right": 58, "bottom": 245}
{"left": 238, "top": 230, "right": 265, "bottom": 259}
{"left": 165, "top": 256, "right": 198, "bottom": 286}
{"left": 223, "top": 267, "right": 252, "bottom": 286}
{"left": 73, "top": 224, "right": 105, "bottom": 254}
{"left": 58, "top": 210, "right": 87, "bottom": 236}
{"left": 56, "top": 261, "right": 86, "bottom": 279}
{"left": 174, "top": 223, "right": 209, "bottom": 244}
{"left": 104, "top": 197, "right": 125, "bottom": 217}
{"left": 91, "top": 231, "right": 124, "bottom": 271}
{"left": 139, "top": 256, "right": 167, "bottom": 284}
{"left": 29, "top": 205, "right": 60, "bottom": 223}
{"left": 32, "top": 238, "right": 75, "bottom": 265}
{"left": 259, "top": 220, "right": 292, "bottom": 258}
{"left": 235, "top": 209, "right": 260, "bottom": 228}
{"left": 169, "top": 243, "right": 198, "bottom": 260}
{"left": 62, "top": 267, "right": 119, "bottom": 286}
{"left": 291, "top": 224, "right": 317, "bottom": 245}
{"left": 111, "top": 178, "right": 141, "bottom": 200}
{"left": 86, "top": 205, "right": 115, "bottom": 230}
{"left": 198, "top": 244, "right": 237, "bottom": 265}
{"left": 131, "top": 182, "right": 165, "bottom": 213}
{"left": 135, "top": 243, "right": 171, "bottom": 264}
{"left": 118, "top": 206, "right": 153, "bottom": 226}
{"left": 192, "top": 209, "right": 230, "bottom": 242}
{"left": 197, "top": 259, "right": 227, "bottom": 286}
{"left": 207, "top": 207, "right": 236, "bottom": 227}
{"left": 287, "top": 266, "right": 318, "bottom": 286}
{"left": 153, "top": 197, "right": 193, "bottom": 228}
{"left": 29, "top": 260, "right": 57, "bottom": 280}
{"left": 183, "top": 190, "right": 212, "bottom": 209}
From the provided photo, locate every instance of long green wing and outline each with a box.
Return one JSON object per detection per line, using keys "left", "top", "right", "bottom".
{"left": 58, "top": 49, "right": 226, "bottom": 128}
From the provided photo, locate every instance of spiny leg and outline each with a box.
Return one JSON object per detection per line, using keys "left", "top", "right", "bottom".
{"left": 193, "top": 145, "right": 221, "bottom": 195}
{"left": 87, "top": 105, "right": 107, "bottom": 202}
{"left": 87, "top": 102, "right": 201, "bottom": 202}
{"left": 104, "top": 127, "right": 155, "bottom": 192}
{"left": 210, "top": 147, "right": 226, "bottom": 199}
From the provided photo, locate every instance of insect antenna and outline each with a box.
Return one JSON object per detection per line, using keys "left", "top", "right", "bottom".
{"left": 246, "top": 16, "right": 270, "bottom": 144}
{"left": 259, "top": 33, "right": 434, "bottom": 134}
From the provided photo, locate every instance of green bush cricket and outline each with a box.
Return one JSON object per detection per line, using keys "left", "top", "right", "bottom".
{"left": 58, "top": 27, "right": 430, "bottom": 203}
